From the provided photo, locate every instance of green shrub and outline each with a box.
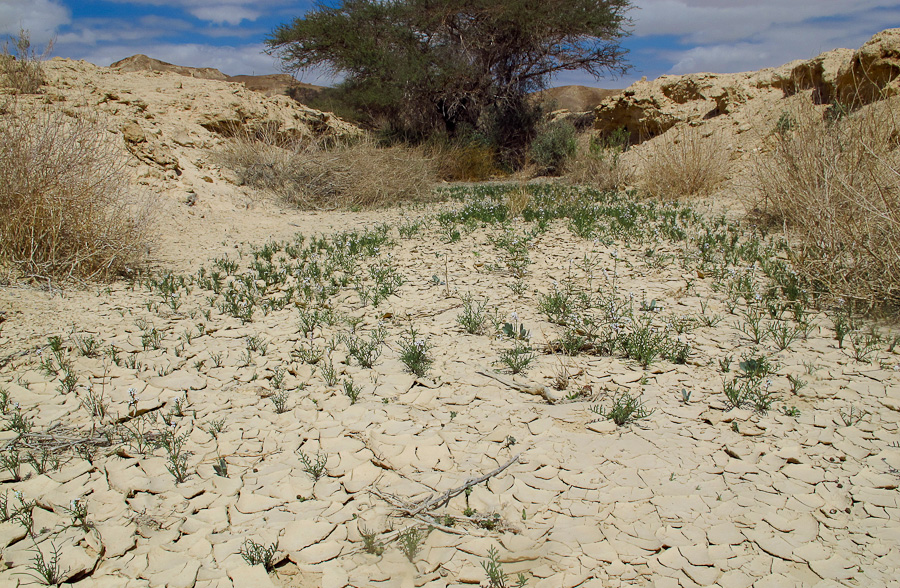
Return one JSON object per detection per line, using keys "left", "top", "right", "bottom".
{"left": 530, "top": 120, "right": 576, "bottom": 174}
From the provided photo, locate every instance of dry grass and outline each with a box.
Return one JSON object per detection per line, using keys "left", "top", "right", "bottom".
{"left": 506, "top": 184, "right": 532, "bottom": 217}
{"left": 218, "top": 132, "right": 437, "bottom": 209}
{"left": 565, "top": 133, "right": 634, "bottom": 191}
{"left": 430, "top": 143, "right": 499, "bottom": 182}
{"left": 0, "top": 106, "right": 154, "bottom": 281}
{"left": 1, "top": 30, "right": 51, "bottom": 94}
{"left": 752, "top": 97, "right": 900, "bottom": 306}
{"left": 637, "top": 125, "right": 731, "bottom": 199}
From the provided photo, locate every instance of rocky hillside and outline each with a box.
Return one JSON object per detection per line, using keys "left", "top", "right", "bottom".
{"left": 5, "top": 57, "right": 358, "bottom": 202}
{"left": 594, "top": 28, "right": 900, "bottom": 144}
{"left": 110, "top": 54, "right": 323, "bottom": 97}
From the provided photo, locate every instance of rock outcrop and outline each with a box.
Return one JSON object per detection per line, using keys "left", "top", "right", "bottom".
{"left": 4, "top": 57, "right": 360, "bottom": 196}
{"left": 594, "top": 29, "right": 900, "bottom": 143}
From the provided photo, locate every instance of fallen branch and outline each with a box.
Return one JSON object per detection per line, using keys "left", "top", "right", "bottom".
{"left": 406, "top": 452, "right": 523, "bottom": 516}
{"left": 476, "top": 368, "right": 560, "bottom": 403}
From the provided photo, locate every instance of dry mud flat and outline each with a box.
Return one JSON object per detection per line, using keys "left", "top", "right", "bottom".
{"left": 0, "top": 185, "right": 899, "bottom": 588}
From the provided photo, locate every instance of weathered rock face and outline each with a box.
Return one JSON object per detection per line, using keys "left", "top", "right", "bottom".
{"left": 594, "top": 29, "right": 900, "bottom": 143}
{"left": 835, "top": 28, "right": 900, "bottom": 104}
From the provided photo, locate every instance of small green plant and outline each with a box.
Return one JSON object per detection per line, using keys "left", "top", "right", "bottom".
{"left": 831, "top": 310, "right": 854, "bottom": 348}
{"left": 620, "top": 317, "right": 684, "bottom": 368}
{"left": 787, "top": 374, "right": 807, "bottom": 395}
{"left": 457, "top": 293, "right": 490, "bottom": 334}
{"left": 343, "top": 325, "right": 387, "bottom": 368}
{"left": 342, "top": 379, "right": 362, "bottom": 404}
{"left": 736, "top": 305, "right": 769, "bottom": 345}
{"left": 839, "top": 405, "right": 867, "bottom": 427}
{"left": 270, "top": 366, "right": 287, "bottom": 390}
{"left": 397, "top": 218, "right": 424, "bottom": 239}
{"left": 63, "top": 498, "right": 92, "bottom": 531}
{"left": 294, "top": 340, "right": 324, "bottom": 365}
{"left": 213, "top": 456, "right": 228, "bottom": 477}
{"left": 774, "top": 111, "right": 795, "bottom": 135}
{"left": 848, "top": 330, "right": 881, "bottom": 363}
{"left": 56, "top": 367, "right": 78, "bottom": 395}
{"left": 680, "top": 388, "right": 692, "bottom": 403}
{"left": 21, "top": 541, "right": 67, "bottom": 586}
{"left": 26, "top": 448, "right": 60, "bottom": 475}
{"left": 0, "top": 449, "right": 22, "bottom": 481}
{"left": 271, "top": 390, "right": 290, "bottom": 413}
{"left": 119, "top": 414, "right": 156, "bottom": 455}
{"left": 722, "top": 376, "right": 776, "bottom": 414}
{"left": 155, "top": 429, "right": 190, "bottom": 483}
{"left": 590, "top": 392, "right": 653, "bottom": 426}
{"left": 320, "top": 358, "right": 339, "bottom": 386}
{"left": 398, "top": 325, "right": 433, "bottom": 377}
{"left": 782, "top": 406, "right": 801, "bottom": 417}
{"left": 507, "top": 280, "right": 527, "bottom": 296}
{"left": 240, "top": 539, "right": 280, "bottom": 571}
{"left": 498, "top": 341, "right": 536, "bottom": 375}
{"left": 396, "top": 526, "right": 429, "bottom": 562}
{"left": 359, "top": 524, "right": 385, "bottom": 555}
{"left": 298, "top": 449, "right": 328, "bottom": 480}
{"left": 5, "top": 406, "right": 33, "bottom": 435}
{"left": 72, "top": 334, "right": 100, "bottom": 357}
{"left": 738, "top": 354, "right": 777, "bottom": 379}
{"left": 204, "top": 418, "right": 226, "bottom": 439}
{"left": 718, "top": 355, "right": 733, "bottom": 373}
{"left": 768, "top": 320, "right": 802, "bottom": 351}
{"left": 482, "top": 545, "right": 528, "bottom": 588}
{"left": 246, "top": 334, "right": 268, "bottom": 356}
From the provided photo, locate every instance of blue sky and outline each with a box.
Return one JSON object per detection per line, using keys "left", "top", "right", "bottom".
{"left": 2, "top": 1, "right": 899, "bottom": 88}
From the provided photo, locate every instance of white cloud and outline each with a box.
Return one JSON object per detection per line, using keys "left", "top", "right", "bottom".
{"left": 632, "top": 0, "right": 889, "bottom": 43}
{"left": 630, "top": 0, "right": 900, "bottom": 77}
{"left": 189, "top": 6, "right": 261, "bottom": 26}
{"left": 0, "top": 0, "right": 69, "bottom": 46}
{"left": 104, "top": 0, "right": 291, "bottom": 25}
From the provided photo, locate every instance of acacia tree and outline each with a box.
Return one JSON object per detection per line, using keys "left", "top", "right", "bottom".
{"left": 267, "top": 0, "right": 631, "bottom": 159}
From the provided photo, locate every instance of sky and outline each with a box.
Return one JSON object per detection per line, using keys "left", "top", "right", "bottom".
{"left": 2, "top": 0, "right": 899, "bottom": 88}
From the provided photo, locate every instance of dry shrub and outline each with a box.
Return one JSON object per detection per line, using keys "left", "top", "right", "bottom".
{"left": 506, "top": 185, "right": 532, "bottom": 217}
{"left": 219, "top": 133, "right": 436, "bottom": 208}
{"left": 0, "top": 106, "right": 154, "bottom": 280}
{"left": 565, "top": 132, "right": 633, "bottom": 191}
{"left": 753, "top": 97, "right": 900, "bottom": 306}
{"left": 1, "top": 30, "right": 51, "bottom": 94}
{"left": 430, "top": 142, "right": 499, "bottom": 182}
{"left": 637, "top": 125, "right": 730, "bottom": 199}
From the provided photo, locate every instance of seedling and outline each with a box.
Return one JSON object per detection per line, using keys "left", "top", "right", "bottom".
{"left": 240, "top": 539, "right": 280, "bottom": 571}
{"left": 298, "top": 449, "right": 328, "bottom": 480}
{"left": 590, "top": 392, "right": 653, "bottom": 426}
{"left": 396, "top": 526, "right": 429, "bottom": 562}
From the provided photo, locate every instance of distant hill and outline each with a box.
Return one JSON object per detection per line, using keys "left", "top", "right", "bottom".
{"left": 110, "top": 54, "right": 229, "bottom": 81}
{"left": 536, "top": 85, "right": 623, "bottom": 112}
{"left": 109, "top": 54, "right": 323, "bottom": 97}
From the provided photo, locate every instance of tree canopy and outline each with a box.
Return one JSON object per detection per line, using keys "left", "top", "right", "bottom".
{"left": 267, "top": 0, "right": 632, "bottom": 158}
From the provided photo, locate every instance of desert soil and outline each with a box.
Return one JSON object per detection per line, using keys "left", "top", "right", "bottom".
{"left": 1, "top": 185, "right": 899, "bottom": 588}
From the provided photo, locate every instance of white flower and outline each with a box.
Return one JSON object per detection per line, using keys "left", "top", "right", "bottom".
{"left": 510, "top": 311, "right": 519, "bottom": 321}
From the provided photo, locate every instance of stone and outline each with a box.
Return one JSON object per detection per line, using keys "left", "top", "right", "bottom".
{"left": 227, "top": 564, "right": 278, "bottom": 588}
{"left": 280, "top": 520, "right": 337, "bottom": 552}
